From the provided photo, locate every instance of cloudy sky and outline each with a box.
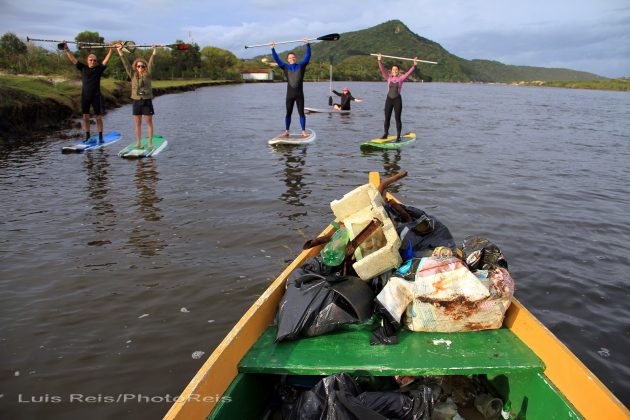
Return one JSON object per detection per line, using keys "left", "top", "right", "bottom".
{"left": 1, "top": 0, "right": 629, "bottom": 77}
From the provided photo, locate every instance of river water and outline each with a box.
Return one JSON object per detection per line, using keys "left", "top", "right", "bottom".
{"left": 1, "top": 82, "right": 629, "bottom": 419}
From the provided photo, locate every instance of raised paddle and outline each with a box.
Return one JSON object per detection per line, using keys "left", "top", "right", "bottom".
{"left": 244, "top": 33, "right": 340, "bottom": 49}
{"left": 79, "top": 41, "right": 190, "bottom": 54}
{"left": 328, "top": 63, "right": 333, "bottom": 106}
{"left": 27, "top": 37, "right": 107, "bottom": 51}
{"left": 78, "top": 40, "right": 136, "bottom": 53}
{"left": 348, "top": 50, "right": 438, "bottom": 65}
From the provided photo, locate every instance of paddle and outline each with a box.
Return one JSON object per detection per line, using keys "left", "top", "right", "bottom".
{"left": 348, "top": 50, "right": 438, "bottom": 65}
{"left": 328, "top": 63, "right": 333, "bottom": 106}
{"left": 244, "top": 33, "right": 340, "bottom": 49}
{"left": 78, "top": 40, "right": 136, "bottom": 53}
{"left": 79, "top": 42, "right": 190, "bottom": 54}
{"left": 27, "top": 37, "right": 106, "bottom": 51}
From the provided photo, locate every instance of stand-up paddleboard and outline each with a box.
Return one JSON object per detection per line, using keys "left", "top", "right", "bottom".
{"left": 305, "top": 107, "right": 351, "bottom": 115}
{"left": 61, "top": 132, "right": 122, "bottom": 154}
{"left": 118, "top": 135, "right": 168, "bottom": 158}
{"left": 268, "top": 129, "right": 316, "bottom": 145}
{"left": 360, "top": 132, "right": 416, "bottom": 150}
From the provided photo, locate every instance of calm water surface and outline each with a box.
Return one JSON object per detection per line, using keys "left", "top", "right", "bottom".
{"left": 1, "top": 82, "right": 629, "bottom": 419}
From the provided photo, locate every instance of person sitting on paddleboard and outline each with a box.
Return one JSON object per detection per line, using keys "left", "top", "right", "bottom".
{"left": 377, "top": 53, "right": 418, "bottom": 142}
{"left": 63, "top": 42, "right": 113, "bottom": 143}
{"left": 117, "top": 43, "right": 158, "bottom": 149}
{"left": 332, "top": 87, "right": 362, "bottom": 111}
{"left": 271, "top": 38, "right": 310, "bottom": 137}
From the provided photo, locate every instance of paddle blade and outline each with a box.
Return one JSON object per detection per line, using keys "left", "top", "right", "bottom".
{"left": 174, "top": 43, "right": 190, "bottom": 51}
{"left": 317, "top": 33, "right": 340, "bottom": 42}
{"left": 328, "top": 96, "right": 333, "bottom": 106}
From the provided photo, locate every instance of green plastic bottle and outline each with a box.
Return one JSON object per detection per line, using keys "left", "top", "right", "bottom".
{"left": 321, "top": 225, "right": 350, "bottom": 266}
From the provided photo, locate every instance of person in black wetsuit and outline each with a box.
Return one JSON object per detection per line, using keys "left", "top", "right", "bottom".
{"left": 63, "top": 42, "right": 113, "bottom": 143}
{"left": 332, "top": 87, "right": 362, "bottom": 111}
{"left": 271, "top": 38, "right": 310, "bottom": 137}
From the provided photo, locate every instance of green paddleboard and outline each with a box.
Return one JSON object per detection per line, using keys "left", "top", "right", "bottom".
{"left": 360, "top": 132, "right": 416, "bottom": 150}
{"left": 118, "top": 135, "right": 168, "bottom": 158}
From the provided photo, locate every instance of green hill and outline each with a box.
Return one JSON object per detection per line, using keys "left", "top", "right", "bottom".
{"left": 263, "top": 20, "right": 604, "bottom": 83}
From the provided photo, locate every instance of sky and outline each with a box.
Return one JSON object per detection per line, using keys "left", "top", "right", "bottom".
{"left": 1, "top": 0, "right": 629, "bottom": 78}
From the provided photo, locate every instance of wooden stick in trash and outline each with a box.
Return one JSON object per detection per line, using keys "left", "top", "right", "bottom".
{"left": 387, "top": 199, "right": 413, "bottom": 222}
{"left": 378, "top": 170, "right": 407, "bottom": 196}
{"left": 342, "top": 218, "right": 383, "bottom": 275}
{"left": 378, "top": 171, "right": 413, "bottom": 222}
{"left": 304, "top": 170, "right": 406, "bottom": 250}
{"left": 345, "top": 218, "right": 383, "bottom": 258}
{"left": 303, "top": 231, "right": 336, "bottom": 250}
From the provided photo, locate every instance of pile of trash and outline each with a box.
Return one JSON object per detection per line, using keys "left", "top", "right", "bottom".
{"left": 276, "top": 373, "right": 511, "bottom": 420}
{"left": 276, "top": 174, "right": 515, "bottom": 343}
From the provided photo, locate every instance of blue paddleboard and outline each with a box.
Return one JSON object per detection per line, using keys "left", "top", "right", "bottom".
{"left": 61, "top": 132, "right": 122, "bottom": 154}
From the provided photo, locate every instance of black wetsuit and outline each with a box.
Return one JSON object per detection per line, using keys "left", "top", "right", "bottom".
{"left": 272, "top": 44, "right": 311, "bottom": 130}
{"left": 332, "top": 90, "right": 356, "bottom": 110}
{"left": 384, "top": 82, "right": 402, "bottom": 137}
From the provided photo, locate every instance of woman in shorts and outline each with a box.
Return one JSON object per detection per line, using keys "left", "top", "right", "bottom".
{"left": 117, "top": 44, "right": 158, "bottom": 149}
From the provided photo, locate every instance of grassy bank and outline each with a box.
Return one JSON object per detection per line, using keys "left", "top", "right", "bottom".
{"left": 0, "top": 75, "right": 240, "bottom": 140}
{"left": 512, "top": 78, "right": 630, "bottom": 91}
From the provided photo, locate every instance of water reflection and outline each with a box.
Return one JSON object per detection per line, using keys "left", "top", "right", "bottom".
{"left": 273, "top": 146, "right": 311, "bottom": 220}
{"left": 361, "top": 149, "right": 404, "bottom": 193}
{"left": 127, "top": 159, "right": 166, "bottom": 257}
{"left": 83, "top": 149, "right": 115, "bottom": 243}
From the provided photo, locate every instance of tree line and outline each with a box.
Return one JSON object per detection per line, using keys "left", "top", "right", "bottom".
{"left": 0, "top": 31, "right": 245, "bottom": 81}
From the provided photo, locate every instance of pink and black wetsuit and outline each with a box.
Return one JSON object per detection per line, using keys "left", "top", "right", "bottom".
{"left": 378, "top": 60, "right": 415, "bottom": 138}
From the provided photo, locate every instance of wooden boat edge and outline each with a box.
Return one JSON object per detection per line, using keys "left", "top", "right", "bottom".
{"left": 164, "top": 171, "right": 629, "bottom": 420}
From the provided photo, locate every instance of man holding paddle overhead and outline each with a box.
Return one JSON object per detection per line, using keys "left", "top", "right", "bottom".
{"left": 271, "top": 38, "right": 311, "bottom": 137}
{"left": 62, "top": 42, "right": 113, "bottom": 143}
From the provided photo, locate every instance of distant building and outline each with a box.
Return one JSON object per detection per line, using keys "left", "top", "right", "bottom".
{"left": 242, "top": 68, "right": 274, "bottom": 81}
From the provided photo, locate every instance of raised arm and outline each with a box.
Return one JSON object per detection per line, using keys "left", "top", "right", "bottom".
{"left": 298, "top": 40, "right": 311, "bottom": 66}
{"left": 270, "top": 42, "right": 285, "bottom": 68}
{"left": 62, "top": 42, "right": 78, "bottom": 65}
{"left": 377, "top": 54, "right": 389, "bottom": 79}
{"left": 116, "top": 44, "right": 132, "bottom": 79}
{"left": 102, "top": 45, "right": 114, "bottom": 65}
{"left": 399, "top": 62, "right": 417, "bottom": 81}
{"left": 147, "top": 44, "right": 157, "bottom": 74}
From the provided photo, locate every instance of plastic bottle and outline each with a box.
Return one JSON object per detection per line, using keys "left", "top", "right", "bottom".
{"left": 320, "top": 225, "right": 350, "bottom": 266}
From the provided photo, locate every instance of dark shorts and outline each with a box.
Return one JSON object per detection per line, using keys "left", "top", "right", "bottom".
{"left": 132, "top": 99, "right": 155, "bottom": 116}
{"left": 81, "top": 94, "right": 104, "bottom": 115}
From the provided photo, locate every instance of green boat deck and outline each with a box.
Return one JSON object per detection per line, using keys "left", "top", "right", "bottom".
{"left": 239, "top": 325, "right": 544, "bottom": 376}
{"left": 210, "top": 323, "right": 582, "bottom": 420}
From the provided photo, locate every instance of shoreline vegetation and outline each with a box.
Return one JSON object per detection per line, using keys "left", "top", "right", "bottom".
{"left": 0, "top": 75, "right": 239, "bottom": 141}
{"left": 1, "top": 75, "right": 628, "bottom": 142}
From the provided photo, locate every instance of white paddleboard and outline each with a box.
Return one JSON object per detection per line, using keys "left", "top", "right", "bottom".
{"left": 268, "top": 129, "right": 316, "bottom": 145}
{"left": 305, "top": 107, "right": 351, "bottom": 115}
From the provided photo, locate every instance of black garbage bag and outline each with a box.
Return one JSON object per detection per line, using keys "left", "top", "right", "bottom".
{"left": 287, "top": 373, "right": 434, "bottom": 420}
{"left": 395, "top": 205, "right": 457, "bottom": 258}
{"left": 461, "top": 236, "right": 509, "bottom": 271}
{"left": 370, "top": 301, "right": 400, "bottom": 345}
{"left": 276, "top": 264, "right": 375, "bottom": 342}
